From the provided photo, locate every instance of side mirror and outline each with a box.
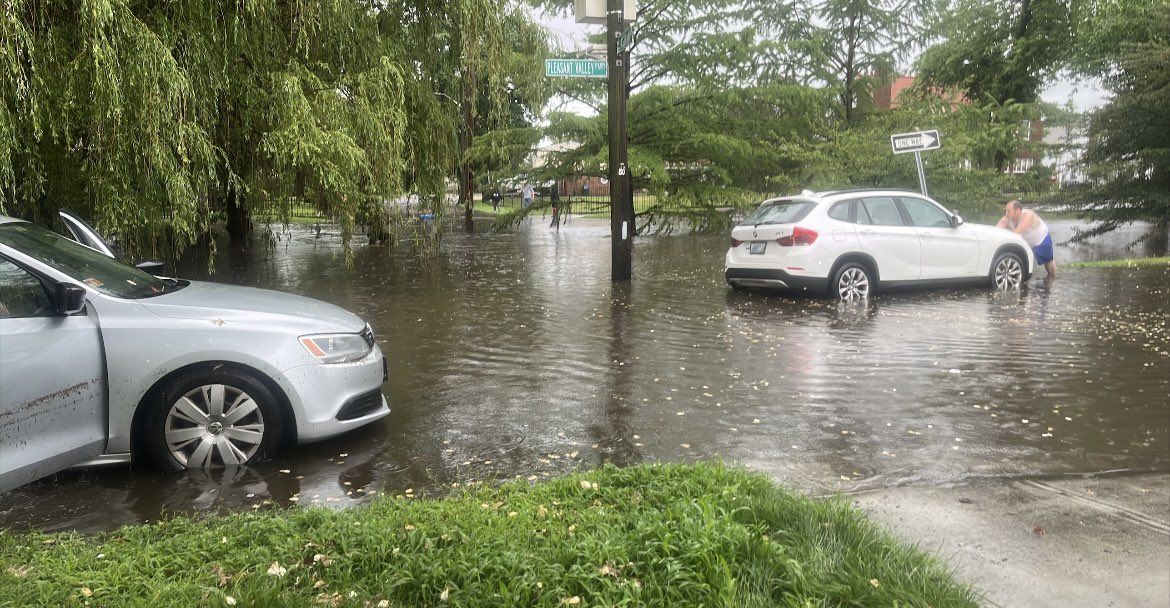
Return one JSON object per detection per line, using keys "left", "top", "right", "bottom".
{"left": 135, "top": 260, "right": 165, "bottom": 275}
{"left": 55, "top": 283, "right": 87, "bottom": 315}
{"left": 951, "top": 211, "right": 964, "bottom": 227}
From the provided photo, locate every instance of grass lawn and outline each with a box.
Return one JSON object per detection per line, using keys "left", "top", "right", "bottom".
{"left": 1065, "top": 256, "right": 1170, "bottom": 269}
{"left": 0, "top": 463, "right": 977, "bottom": 607}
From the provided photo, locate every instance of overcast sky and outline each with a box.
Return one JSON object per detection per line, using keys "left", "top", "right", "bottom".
{"left": 534, "top": 9, "right": 1109, "bottom": 113}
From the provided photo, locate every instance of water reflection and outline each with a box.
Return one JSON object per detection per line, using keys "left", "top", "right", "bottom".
{"left": 588, "top": 283, "right": 643, "bottom": 467}
{"left": 1, "top": 218, "right": 1166, "bottom": 532}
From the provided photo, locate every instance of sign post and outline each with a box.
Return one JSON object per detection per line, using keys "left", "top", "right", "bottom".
{"left": 890, "top": 130, "right": 941, "bottom": 196}
{"left": 568, "top": 0, "right": 635, "bottom": 281}
{"left": 913, "top": 151, "right": 927, "bottom": 196}
{"left": 605, "top": 0, "right": 633, "bottom": 281}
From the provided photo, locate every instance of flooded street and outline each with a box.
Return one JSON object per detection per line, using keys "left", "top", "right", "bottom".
{"left": 2, "top": 218, "right": 1167, "bottom": 532}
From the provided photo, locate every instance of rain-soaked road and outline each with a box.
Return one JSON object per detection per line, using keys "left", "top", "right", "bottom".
{"left": 2, "top": 218, "right": 1167, "bottom": 532}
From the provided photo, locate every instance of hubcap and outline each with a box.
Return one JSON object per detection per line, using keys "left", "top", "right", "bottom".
{"left": 838, "top": 268, "right": 870, "bottom": 301}
{"left": 164, "top": 384, "right": 264, "bottom": 467}
{"left": 994, "top": 258, "right": 1022, "bottom": 290}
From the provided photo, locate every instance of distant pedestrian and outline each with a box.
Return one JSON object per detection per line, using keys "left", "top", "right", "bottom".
{"left": 582, "top": 181, "right": 590, "bottom": 198}
{"left": 997, "top": 199, "right": 1056, "bottom": 277}
{"left": 521, "top": 183, "right": 534, "bottom": 208}
{"left": 490, "top": 188, "right": 502, "bottom": 212}
{"left": 549, "top": 183, "right": 561, "bottom": 229}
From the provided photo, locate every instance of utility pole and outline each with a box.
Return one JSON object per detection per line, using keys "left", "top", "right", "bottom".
{"left": 606, "top": 0, "right": 633, "bottom": 282}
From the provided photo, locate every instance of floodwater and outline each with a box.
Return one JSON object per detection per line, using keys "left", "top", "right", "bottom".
{"left": 2, "top": 217, "right": 1167, "bottom": 532}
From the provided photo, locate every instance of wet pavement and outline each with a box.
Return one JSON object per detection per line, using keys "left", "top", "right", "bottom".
{"left": 2, "top": 217, "right": 1167, "bottom": 532}
{"left": 854, "top": 472, "right": 1170, "bottom": 607}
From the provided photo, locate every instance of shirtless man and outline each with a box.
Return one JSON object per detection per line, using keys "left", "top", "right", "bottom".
{"left": 997, "top": 200, "right": 1055, "bottom": 277}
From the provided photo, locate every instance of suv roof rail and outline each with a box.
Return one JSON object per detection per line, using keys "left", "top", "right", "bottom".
{"left": 817, "top": 188, "right": 922, "bottom": 197}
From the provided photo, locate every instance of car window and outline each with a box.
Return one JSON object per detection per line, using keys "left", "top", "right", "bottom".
{"left": 0, "top": 223, "right": 180, "bottom": 299}
{"left": 899, "top": 197, "right": 952, "bottom": 228}
{"left": 856, "top": 201, "right": 874, "bottom": 225}
{"left": 740, "top": 200, "right": 815, "bottom": 225}
{"left": 0, "top": 257, "right": 53, "bottom": 318}
{"left": 828, "top": 201, "right": 853, "bottom": 222}
{"left": 861, "top": 197, "right": 904, "bottom": 226}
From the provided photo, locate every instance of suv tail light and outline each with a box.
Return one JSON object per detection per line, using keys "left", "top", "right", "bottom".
{"left": 776, "top": 226, "right": 818, "bottom": 246}
{"left": 730, "top": 238, "right": 743, "bottom": 247}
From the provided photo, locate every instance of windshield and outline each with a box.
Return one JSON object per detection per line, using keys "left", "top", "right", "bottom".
{"left": 0, "top": 223, "right": 180, "bottom": 299}
{"left": 740, "top": 200, "right": 815, "bottom": 225}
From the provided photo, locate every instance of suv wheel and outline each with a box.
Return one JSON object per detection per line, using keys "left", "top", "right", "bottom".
{"left": 832, "top": 262, "right": 873, "bottom": 301}
{"left": 990, "top": 252, "right": 1024, "bottom": 290}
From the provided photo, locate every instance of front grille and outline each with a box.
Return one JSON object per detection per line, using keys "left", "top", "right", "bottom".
{"left": 360, "top": 324, "right": 375, "bottom": 348}
{"left": 336, "top": 387, "right": 384, "bottom": 421}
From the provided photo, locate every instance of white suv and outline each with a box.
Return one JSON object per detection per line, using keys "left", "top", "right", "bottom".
{"left": 724, "top": 189, "right": 1034, "bottom": 299}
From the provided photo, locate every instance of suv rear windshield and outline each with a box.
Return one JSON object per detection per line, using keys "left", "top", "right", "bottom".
{"left": 0, "top": 223, "right": 182, "bottom": 299}
{"left": 740, "top": 200, "right": 815, "bottom": 225}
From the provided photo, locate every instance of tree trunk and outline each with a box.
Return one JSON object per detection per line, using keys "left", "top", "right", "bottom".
{"left": 224, "top": 187, "right": 251, "bottom": 243}
{"left": 460, "top": 68, "right": 476, "bottom": 234}
{"left": 842, "top": 12, "right": 859, "bottom": 123}
{"left": 460, "top": 130, "right": 474, "bottom": 233}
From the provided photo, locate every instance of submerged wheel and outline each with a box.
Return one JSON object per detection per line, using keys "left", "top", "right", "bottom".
{"left": 145, "top": 367, "right": 284, "bottom": 470}
{"left": 990, "top": 252, "right": 1024, "bottom": 290}
{"left": 832, "top": 262, "right": 873, "bottom": 301}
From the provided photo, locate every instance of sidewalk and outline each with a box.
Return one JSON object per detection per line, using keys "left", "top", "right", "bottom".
{"left": 848, "top": 473, "right": 1170, "bottom": 607}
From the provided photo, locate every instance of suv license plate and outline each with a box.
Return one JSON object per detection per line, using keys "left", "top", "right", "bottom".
{"left": 749, "top": 241, "right": 766, "bottom": 254}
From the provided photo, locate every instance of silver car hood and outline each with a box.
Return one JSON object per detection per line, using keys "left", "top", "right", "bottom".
{"left": 140, "top": 280, "right": 365, "bottom": 333}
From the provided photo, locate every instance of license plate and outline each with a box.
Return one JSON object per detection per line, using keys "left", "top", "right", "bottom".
{"left": 749, "top": 241, "right": 766, "bottom": 254}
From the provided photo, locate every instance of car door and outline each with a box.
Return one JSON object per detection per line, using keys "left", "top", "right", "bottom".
{"left": 58, "top": 211, "right": 165, "bottom": 275}
{"left": 898, "top": 196, "right": 981, "bottom": 279}
{"left": 855, "top": 196, "right": 921, "bottom": 281}
{"left": 0, "top": 257, "right": 106, "bottom": 492}
{"left": 58, "top": 210, "right": 116, "bottom": 257}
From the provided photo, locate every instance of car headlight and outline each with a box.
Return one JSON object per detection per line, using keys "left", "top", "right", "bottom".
{"left": 299, "top": 332, "right": 372, "bottom": 364}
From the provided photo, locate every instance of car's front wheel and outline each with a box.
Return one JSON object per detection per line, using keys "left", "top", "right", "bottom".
{"left": 831, "top": 262, "right": 873, "bottom": 301}
{"left": 144, "top": 367, "right": 284, "bottom": 470}
{"left": 990, "top": 251, "right": 1024, "bottom": 290}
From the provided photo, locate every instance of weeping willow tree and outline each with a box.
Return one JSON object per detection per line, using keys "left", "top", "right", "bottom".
{"left": 386, "top": 0, "right": 547, "bottom": 233}
{"left": 0, "top": 0, "right": 542, "bottom": 260}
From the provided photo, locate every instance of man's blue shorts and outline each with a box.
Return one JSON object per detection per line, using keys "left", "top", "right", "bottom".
{"left": 1031, "top": 234, "right": 1054, "bottom": 265}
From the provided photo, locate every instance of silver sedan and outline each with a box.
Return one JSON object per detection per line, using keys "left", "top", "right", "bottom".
{"left": 0, "top": 215, "right": 389, "bottom": 492}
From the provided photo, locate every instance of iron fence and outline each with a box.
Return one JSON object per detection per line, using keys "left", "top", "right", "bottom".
{"left": 485, "top": 192, "right": 660, "bottom": 215}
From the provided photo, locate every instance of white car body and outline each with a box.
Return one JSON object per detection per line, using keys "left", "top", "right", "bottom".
{"left": 0, "top": 216, "right": 389, "bottom": 492}
{"left": 724, "top": 189, "right": 1034, "bottom": 296}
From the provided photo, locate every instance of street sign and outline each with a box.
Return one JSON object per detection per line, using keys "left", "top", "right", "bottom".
{"left": 617, "top": 27, "right": 635, "bottom": 52}
{"left": 545, "top": 58, "right": 608, "bottom": 79}
{"left": 890, "top": 130, "right": 941, "bottom": 154}
{"left": 890, "top": 129, "right": 940, "bottom": 195}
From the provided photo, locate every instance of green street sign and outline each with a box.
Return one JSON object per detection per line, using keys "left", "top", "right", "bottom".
{"left": 617, "top": 28, "right": 635, "bottom": 52}
{"left": 545, "top": 58, "right": 608, "bottom": 79}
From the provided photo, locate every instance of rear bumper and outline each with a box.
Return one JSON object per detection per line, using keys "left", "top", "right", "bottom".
{"left": 725, "top": 267, "right": 828, "bottom": 294}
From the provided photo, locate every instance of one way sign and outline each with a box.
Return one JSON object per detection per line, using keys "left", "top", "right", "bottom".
{"left": 890, "top": 130, "right": 941, "bottom": 154}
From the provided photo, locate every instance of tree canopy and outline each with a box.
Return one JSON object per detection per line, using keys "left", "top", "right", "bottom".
{"left": 915, "top": 0, "right": 1075, "bottom": 107}
{"left": 1070, "top": 2, "right": 1169, "bottom": 241}
{"left": 0, "top": 0, "right": 545, "bottom": 258}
